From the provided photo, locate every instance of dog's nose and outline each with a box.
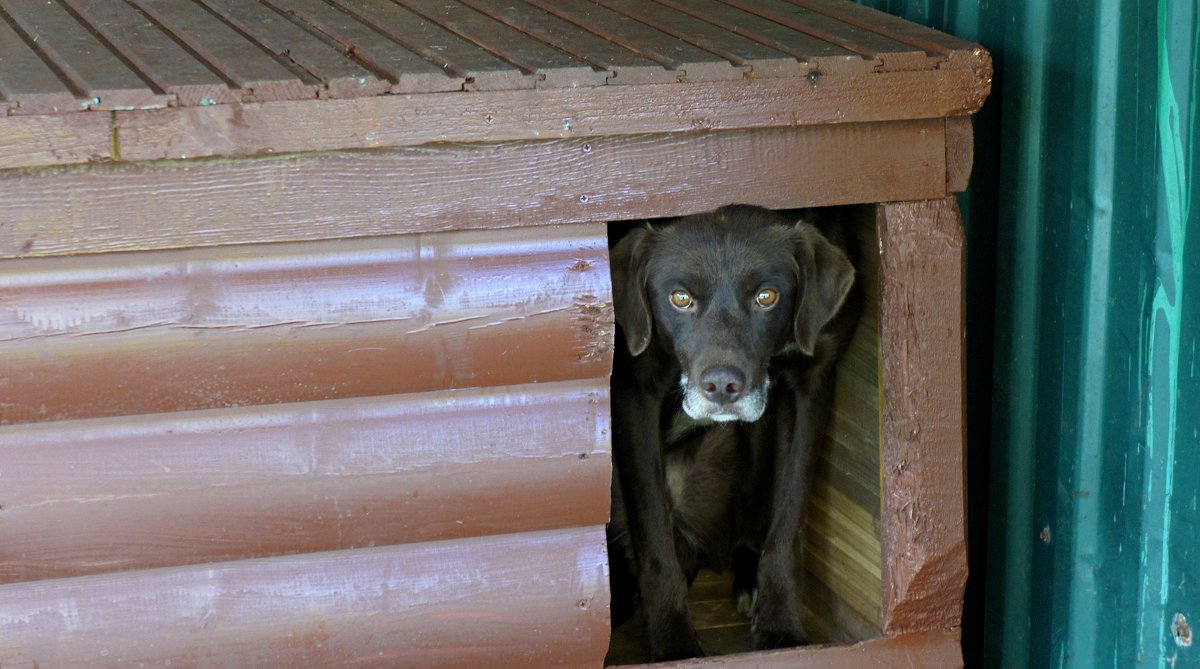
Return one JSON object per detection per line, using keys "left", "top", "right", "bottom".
{"left": 699, "top": 366, "right": 745, "bottom": 405}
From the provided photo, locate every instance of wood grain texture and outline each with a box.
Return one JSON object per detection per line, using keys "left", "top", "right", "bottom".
{"left": 101, "top": 65, "right": 988, "bottom": 167}
{"left": 788, "top": 0, "right": 987, "bottom": 70}
{"left": 128, "top": 0, "right": 317, "bottom": 102}
{"left": 0, "top": 378, "right": 610, "bottom": 582}
{"left": 0, "top": 0, "right": 990, "bottom": 131}
{"left": 0, "top": 112, "right": 112, "bottom": 169}
{"left": 0, "top": 65, "right": 993, "bottom": 169}
{"left": 594, "top": 0, "right": 803, "bottom": 78}
{"left": 611, "top": 628, "right": 961, "bottom": 668}
{"left": 0, "top": 0, "right": 170, "bottom": 110}
{"left": 0, "top": 122, "right": 945, "bottom": 258}
{"left": 260, "top": 0, "right": 463, "bottom": 94}
{"left": 721, "top": 0, "right": 933, "bottom": 70}
{"left": 60, "top": 0, "right": 238, "bottom": 107}
{"left": 876, "top": 198, "right": 967, "bottom": 634}
{"left": 197, "top": 0, "right": 390, "bottom": 99}
{"left": 0, "top": 10, "right": 81, "bottom": 115}
{"left": 327, "top": 0, "right": 533, "bottom": 91}
{"left": 945, "top": 115, "right": 975, "bottom": 192}
{"left": 0, "top": 224, "right": 612, "bottom": 423}
{"left": 460, "top": 0, "right": 678, "bottom": 84}
{"left": 805, "top": 208, "right": 883, "bottom": 636}
{"left": 652, "top": 0, "right": 860, "bottom": 67}
{"left": 522, "top": 0, "right": 744, "bottom": 81}
{"left": 0, "top": 526, "right": 611, "bottom": 669}
{"left": 396, "top": 0, "right": 607, "bottom": 89}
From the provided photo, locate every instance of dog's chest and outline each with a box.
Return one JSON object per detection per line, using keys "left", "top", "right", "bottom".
{"left": 662, "top": 409, "right": 740, "bottom": 508}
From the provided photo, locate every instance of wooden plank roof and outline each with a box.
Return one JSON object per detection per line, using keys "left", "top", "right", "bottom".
{"left": 0, "top": 1, "right": 991, "bottom": 172}
{"left": 0, "top": 0, "right": 985, "bottom": 109}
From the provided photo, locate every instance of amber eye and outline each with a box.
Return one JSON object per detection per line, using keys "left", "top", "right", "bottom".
{"left": 669, "top": 290, "right": 694, "bottom": 310}
{"left": 755, "top": 288, "right": 779, "bottom": 308}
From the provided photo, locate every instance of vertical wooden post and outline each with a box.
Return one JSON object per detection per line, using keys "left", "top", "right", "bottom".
{"left": 877, "top": 198, "right": 968, "bottom": 635}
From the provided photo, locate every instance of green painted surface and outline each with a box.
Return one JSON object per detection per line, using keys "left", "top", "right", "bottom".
{"left": 857, "top": 1, "right": 1198, "bottom": 667}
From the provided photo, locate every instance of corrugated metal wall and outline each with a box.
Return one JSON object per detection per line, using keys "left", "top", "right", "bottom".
{"left": 860, "top": 0, "right": 1199, "bottom": 666}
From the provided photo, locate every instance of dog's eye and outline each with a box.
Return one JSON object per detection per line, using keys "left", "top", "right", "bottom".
{"left": 669, "top": 290, "right": 694, "bottom": 310}
{"left": 755, "top": 288, "right": 779, "bottom": 308}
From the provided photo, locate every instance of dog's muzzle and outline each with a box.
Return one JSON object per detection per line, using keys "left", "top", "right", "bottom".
{"left": 679, "top": 373, "right": 770, "bottom": 423}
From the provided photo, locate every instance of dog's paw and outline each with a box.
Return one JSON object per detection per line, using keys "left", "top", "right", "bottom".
{"left": 647, "top": 614, "right": 705, "bottom": 661}
{"left": 749, "top": 587, "right": 808, "bottom": 650}
{"left": 735, "top": 587, "right": 758, "bottom": 618}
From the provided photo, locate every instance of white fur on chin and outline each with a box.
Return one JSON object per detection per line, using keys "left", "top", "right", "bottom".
{"left": 678, "top": 374, "right": 770, "bottom": 423}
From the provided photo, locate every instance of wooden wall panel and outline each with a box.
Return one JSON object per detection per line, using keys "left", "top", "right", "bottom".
{"left": 0, "top": 527, "right": 611, "bottom": 669}
{"left": 0, "top": 379, "right": 609, "bottom": 583}
{"left": 0, "top": 122, "right": 946, "bottom": 259}
{"left": 0, "top": 224, "right": 612, "bottom": 423}
{"left": 804, "top": 206, "right": 883, "bottom": 641}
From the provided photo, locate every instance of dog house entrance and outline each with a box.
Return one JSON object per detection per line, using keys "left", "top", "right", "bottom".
{"left": 605, "top": 205, "right": 883, "bottom": 664}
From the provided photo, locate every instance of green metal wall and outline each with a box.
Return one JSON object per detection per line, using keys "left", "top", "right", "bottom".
{"left": 859, "top": 1, "right": 1198, "bottom": 667}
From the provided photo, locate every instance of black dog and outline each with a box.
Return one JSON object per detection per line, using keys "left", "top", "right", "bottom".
{"left": 607, "top": 205, "right": 860, "bottom": 660}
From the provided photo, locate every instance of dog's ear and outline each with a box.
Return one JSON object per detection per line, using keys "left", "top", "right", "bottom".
{"left": 791, "top": 221, "right": 855, "bottom": 356}
{"left": 610, "top": 225, "right": 655, "bottom": 356}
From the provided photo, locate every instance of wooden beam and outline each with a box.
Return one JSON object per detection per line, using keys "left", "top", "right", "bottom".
{"left": 0, "top": 66, "right": 988, "bottom": 170}
{"left": 613, "top": 628, "right": 962, "bottom": 668}
{"left": 876, "top": 198, "right": 967, "bottom": 634}
{"left": 0, "top": 527, "right": 611, "bottom": 669}
{"left": 110, "top": 69, "right": 986, "bottom": 164}
{"left": 0, "top": 224, "right": 612, "bottom": 423}
{"left": 0, "top": 121, "right": 946, "bottom": 258}
{"left": 0, "top": 379, "right": 610, "bottom": 583}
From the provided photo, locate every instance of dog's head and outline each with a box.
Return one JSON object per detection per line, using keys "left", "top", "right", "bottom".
{"left": 611, "top": 205, "right": 855, "bottom": 423}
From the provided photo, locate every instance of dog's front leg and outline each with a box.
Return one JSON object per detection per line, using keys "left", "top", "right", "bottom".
{"left": 612, "top": 392, "right": 704, "bottom": 661}
{"left": 752, "top": 377, "right": 835, "bottom": 649}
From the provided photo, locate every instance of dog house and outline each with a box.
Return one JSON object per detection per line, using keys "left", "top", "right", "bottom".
{"left": 0, "top": 1, "right": 989, "bottom": 667}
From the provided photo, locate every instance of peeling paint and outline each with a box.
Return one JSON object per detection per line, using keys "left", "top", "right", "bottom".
{"left": 1139, "top": 1, "right": 1194, "bottom": 661}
